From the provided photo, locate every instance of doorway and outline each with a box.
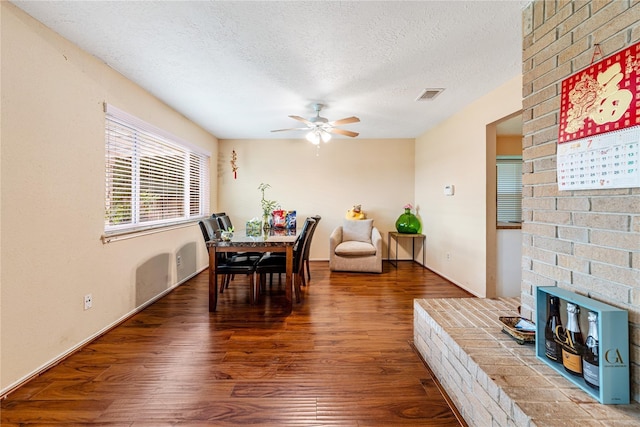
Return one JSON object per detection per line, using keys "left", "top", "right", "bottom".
{"left": 487, "top": 112, "right": 523, "bottom": 298}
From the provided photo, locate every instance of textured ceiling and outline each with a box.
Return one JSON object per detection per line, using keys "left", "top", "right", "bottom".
{"left": 12, "top": 0, "right": 527, "bottom": 139}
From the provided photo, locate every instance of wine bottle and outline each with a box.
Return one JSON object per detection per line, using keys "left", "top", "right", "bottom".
{"left": 582, "top": 311, "right": 599, "bottom": 390}
{"left": 544, "top": 296, "right": 563, "bottom": 362}
{"left": 561, "top": 302, "right": 584, "bottom": 377}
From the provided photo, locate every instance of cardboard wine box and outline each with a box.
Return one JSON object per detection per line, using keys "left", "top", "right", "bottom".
{"left": 535, "top": 286, "right": 629, "bottom": 404}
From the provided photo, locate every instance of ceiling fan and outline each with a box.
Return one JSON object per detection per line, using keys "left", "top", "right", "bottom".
{"left": 271, "top": 103, "right": 360, "bottom": 144}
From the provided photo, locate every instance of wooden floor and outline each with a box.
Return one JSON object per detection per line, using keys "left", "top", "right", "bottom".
{"left": 2, "top": 261, "right": 473, "bottom": 426}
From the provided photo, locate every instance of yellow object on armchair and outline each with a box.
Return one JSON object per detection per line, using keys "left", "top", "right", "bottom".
{"left": 345, "top": 204, "right": 366, "bottom": 220}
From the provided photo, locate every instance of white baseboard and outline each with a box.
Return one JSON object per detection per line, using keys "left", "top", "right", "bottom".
{"left": 426, "top": 267, "right": 484, "bottom": 298}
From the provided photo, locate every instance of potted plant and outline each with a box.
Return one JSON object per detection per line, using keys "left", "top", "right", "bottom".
{"left": 258, "top": 183, "right": 278, "bottom": 230}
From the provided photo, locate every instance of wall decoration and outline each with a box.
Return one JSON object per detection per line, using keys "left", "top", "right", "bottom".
{"left": 230, "top": 149, "right": 238, "bottom": 179}
{"left": 557, "top": 42, "right": 640, "bottom": 190}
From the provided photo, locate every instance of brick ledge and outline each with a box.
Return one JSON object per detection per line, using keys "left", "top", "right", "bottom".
{"left": 413, "top": 297, "right": 640, "bottom": 427}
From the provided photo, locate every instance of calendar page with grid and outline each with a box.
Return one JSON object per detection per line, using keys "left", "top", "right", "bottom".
{"left": 557, "top": 125, "right": 640, "bottom": 190}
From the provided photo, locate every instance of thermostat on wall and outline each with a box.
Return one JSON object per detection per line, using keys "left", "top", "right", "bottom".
{"left": 444, "top": 185, "right": 455, "bottom": 196}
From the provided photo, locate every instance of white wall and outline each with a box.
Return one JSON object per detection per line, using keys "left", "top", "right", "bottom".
{"left": 218, "top": 138, "right": 416, "bottom": 261}
{"left": 496, "top": 229, "right": 523, "bottom": 297}
{"left": 0, "top": 3, "right": 217, "bottom": 393}
{"left": 414, "top": 76, "right": 522, "bottom": 297}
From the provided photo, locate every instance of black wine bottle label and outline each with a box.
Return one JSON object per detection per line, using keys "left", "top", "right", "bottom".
{"left": 545, "top": 339, "right": 561, "bottom": 361}
{"left": 544, "top": 296, "right": 563, "bottom": 362}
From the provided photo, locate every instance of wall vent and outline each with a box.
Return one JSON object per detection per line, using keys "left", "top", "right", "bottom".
{"left": 415, "top": 88, "right": 444, "bottom": 101}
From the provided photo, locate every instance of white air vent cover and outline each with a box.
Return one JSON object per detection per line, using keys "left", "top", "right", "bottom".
{"left": 415, "top": 88, "right": 444, "bottom": 101}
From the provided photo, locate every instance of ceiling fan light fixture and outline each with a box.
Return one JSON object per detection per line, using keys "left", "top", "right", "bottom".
{"left": 306, "top": 130, "right": 321, "bottom": 145}
{"left": 272, "top": 104, "right": 358, "bottom": 145}
{"left": 321, "top": 131, "right": 331, "bottom": 143}
{"left": 306, "top": 128, "right": 331, "bottom": 145}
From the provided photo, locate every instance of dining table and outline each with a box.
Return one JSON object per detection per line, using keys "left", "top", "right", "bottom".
{"left": 206, "top": 228, "right": 298, "bottom": 312}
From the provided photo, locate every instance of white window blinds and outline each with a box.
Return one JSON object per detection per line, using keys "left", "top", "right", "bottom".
{"left": 496, "top": 158, "right": 522, "bottom": 223}
{"left": 104, "top": 105, "right": 210, "bottom": 233}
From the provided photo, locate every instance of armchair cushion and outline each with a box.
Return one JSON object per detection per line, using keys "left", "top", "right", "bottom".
{"left": 342, "top": 219, "right": 373, "bottom": 243}
{"left": 335, "top": 240, "right": 377, "bottom": 257}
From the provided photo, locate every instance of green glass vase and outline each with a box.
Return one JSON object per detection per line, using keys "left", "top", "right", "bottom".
{"left": 395, "top": 208, "right": 421, "bottom": 234}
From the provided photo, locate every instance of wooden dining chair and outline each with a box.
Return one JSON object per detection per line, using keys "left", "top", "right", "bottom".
{"left": 198, "top": 219, "right": 259, "bottom": 304}
{"left": 267, "top": 214, "right": 320, "bottom": 286}
{"left": 255, "top": 217, "right": 316, "bottom": 303}
{"left": 302, "top": 215, "right": 321, "bottom": 284}
{"left": 212, "top": 213, "right": 262, "bottom": 291}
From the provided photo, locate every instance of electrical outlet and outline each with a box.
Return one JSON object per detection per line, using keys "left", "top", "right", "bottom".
{"left": 84, "top": 294, "right": 92, "bottom": 310}
{"left": 176, "top": 255, "right": 182, "bottom": 268}
{"left": 446, "top": 252, "right": 451, "bottom": 261}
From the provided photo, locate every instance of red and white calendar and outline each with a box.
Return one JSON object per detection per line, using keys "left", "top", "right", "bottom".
{"left": 557, "top": 42, "right": 640, "bottom": 190}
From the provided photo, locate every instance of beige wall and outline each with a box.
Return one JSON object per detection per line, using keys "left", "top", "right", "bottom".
{"left": 217, "top": 138, "right": 415, "bottom": 261}
{"left": 414, "top": 76, "right": 523, "bottom": 297}
{"left": 522, "top": 1, "right": 640, "bottom": 402}
{"left": 0, "top": 3, "right": 217, "bottom": 393}
{"left": 0, "top": 0, "right": 527, "bottom": 398}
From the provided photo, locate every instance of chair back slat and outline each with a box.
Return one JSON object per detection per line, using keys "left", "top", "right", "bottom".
{"left": 293, "top": 217, "right": 317, "bottom": 269}
{"left": 302, "top": 215, "right": 321, "bottom": 261}
{"left": 216, "top": 214, "right": 233, "bottom": 231}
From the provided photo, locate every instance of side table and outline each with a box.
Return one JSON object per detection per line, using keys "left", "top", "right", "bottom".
{"left": 387, "top": 232, "right": 425, "bottom": 268}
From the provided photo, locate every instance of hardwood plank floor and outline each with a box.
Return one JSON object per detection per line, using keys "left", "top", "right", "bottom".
{"left": 2, "top": 261, "right": 473, "bottom": 426}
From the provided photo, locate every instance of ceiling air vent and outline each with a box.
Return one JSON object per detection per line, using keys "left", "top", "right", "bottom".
{"left": 415, "top": 88, "right": 444, "bottom": 101}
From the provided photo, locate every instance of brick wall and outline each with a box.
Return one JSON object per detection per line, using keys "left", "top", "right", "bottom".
{"left": 521, "top": 0, "right": 640, "bottom": 402}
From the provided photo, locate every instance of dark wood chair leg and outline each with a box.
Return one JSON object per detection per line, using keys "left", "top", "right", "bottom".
{"left": 249, "top": 274, "right": 255, "bottom": 305}
{"left": 260, "top": 273, "right": 267, "bottom": 293}
{"left": 220, "top": 275, "right": 231, "bottom": 293}
{"left": 254, "top": 274, "right": 259, "bottom": 302}
{"left": 298, "top": 263, "right": 307, "bottom": 287}
{"left": 293, "top": 274, "right": 301, "bottom": 303}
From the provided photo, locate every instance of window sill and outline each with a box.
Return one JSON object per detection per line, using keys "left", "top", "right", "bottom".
{"left": 102, "top": 220, "right": 200, "bottom": 243}
{"left": 497, "top": 222, "right": 522, "bottom": 230}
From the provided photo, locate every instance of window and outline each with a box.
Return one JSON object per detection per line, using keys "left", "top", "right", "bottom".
{"left": 104, "top": 104, "right": 210, "bottom": 233}
{"left": 496, "top": 157, "right": 522, "bottom": 223}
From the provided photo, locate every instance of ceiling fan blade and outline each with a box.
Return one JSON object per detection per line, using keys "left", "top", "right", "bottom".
{"left": 328, "top": 128, "right": 359, "bottom": 137}
{"left": 271, "top": 127, "right": 309, "bottom": 132}
{"left": 328, "top": 116, "right": 360, "bottom": 126}
{"left": 288, "top": 115, "right": 314, "bottom": 126}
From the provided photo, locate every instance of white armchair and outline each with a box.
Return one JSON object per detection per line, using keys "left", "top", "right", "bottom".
{"left": 329, "top": 219, "right": 382, "bottom": 273}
